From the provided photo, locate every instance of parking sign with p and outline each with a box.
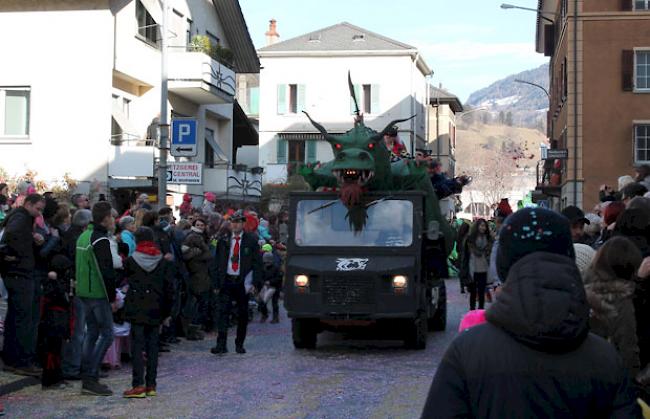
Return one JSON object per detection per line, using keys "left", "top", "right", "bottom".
{"left": 171, "top": 119, "right": 198, "bottom": 157}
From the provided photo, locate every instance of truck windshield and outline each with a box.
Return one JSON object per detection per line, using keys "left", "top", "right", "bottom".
{"left": 294, "top": 199, "right": 414, "bottom": 247}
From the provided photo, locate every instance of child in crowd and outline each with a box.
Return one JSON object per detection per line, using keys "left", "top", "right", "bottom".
{"left": 123, "top": 227, "right": 174, "bottom": 398}
{"left": 41, "top": 255, "right": 73, "bottom": 389}
{"left": 258, "top": 252, "right": 283, "bottom": 323}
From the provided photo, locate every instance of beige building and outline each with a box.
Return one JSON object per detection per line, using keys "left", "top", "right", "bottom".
{"left": 534, "top": 0, "right": 650, "bottom": 210}
{"left": 427, "top": 86, "right": 463, "bottom": 176}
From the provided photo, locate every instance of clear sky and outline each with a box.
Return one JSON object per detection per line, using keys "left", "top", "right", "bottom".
{"left": 239, "top": 0, "right": 549, "bottom": 103}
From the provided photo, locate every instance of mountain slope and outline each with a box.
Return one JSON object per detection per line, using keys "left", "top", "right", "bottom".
{"left": 464, "top": 63, "right": 549, "bottom": 130}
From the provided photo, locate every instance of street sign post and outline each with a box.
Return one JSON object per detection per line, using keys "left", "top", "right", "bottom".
{"left": 545, "top": 149, "right": 569, "bottom": 160}
{"left": 167, "top": 162, "right": 202, "bottom": 184}
{"left": 171, "top": 119, "right": 198, "bottom": 157}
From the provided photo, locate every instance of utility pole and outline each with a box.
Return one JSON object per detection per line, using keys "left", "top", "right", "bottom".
{"left": 158, "top": 0, "right": 169, "bottom": 208}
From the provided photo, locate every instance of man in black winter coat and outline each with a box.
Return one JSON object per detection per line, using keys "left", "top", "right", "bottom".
{"left": 0, "top": 194, "right": 45, "bottom": 377}
{"left": 421, "top": 208, "right": 640, "bottom": 419}
{"left": 210, "top": 210, "right": 262, "bottom": 354}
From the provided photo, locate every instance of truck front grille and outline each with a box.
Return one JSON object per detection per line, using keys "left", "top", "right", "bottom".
{"left": 322, "top": 276, "right": 375, "bottom": 307}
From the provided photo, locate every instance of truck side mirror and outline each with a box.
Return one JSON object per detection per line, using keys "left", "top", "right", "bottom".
{"left": 426, "top": 220, "right": 440, "bottom": 241}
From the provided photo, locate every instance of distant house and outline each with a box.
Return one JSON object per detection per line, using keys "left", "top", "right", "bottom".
{"left": 428, "top": 86, "right": 463, "bottom": 177}
{"left": 257, "top": 21, "right": 432, "bottom": 183}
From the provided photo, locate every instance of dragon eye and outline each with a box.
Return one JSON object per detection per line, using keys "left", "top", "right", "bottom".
{"left": 368, "top": 143, "right": 375, "bottom": 150}
{"left": 335, "top": 143, "right": 342, "bottom": 150}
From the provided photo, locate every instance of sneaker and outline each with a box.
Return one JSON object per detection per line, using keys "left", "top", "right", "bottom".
{"left": 145, "top": 386, "right": 157, "bottom": 397}
{"left": 235, "top": 345, "right": 246, "bottom": 354}
{"left": 4, "top": 365, "right": 41, "bottom": 377}
{"left": 123, "top": 386, "right": 147, "bottom": 399}
{"left": 81, "top": 380, "right": 113, "bottom": 396}
{"left": 42, "top": 381, "right": 69, "bottom": 390}
{"left": 210, "top": 346, "right": 228, "bottom": 355}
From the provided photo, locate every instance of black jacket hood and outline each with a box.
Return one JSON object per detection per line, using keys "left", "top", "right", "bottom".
{"left": 486, "top": 252, "right": 589, "bottom": 353}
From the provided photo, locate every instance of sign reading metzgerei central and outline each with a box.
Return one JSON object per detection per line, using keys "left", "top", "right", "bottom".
{"left": 167, "top": 162, "right": 202, "bottom": 185}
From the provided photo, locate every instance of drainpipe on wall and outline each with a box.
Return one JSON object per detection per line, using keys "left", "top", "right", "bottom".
{"left": 411, "top": 52, "right": 419, "bottom": 155}
{"left": 573, "top": 0, "right": 578, "bottom": 206}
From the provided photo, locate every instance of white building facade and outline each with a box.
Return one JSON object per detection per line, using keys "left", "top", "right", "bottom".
{"left": 0, "top": 0, "right": 259, "bottom": 211}
{"left": 257, "top": 22, "right": 432, "bottom": 183}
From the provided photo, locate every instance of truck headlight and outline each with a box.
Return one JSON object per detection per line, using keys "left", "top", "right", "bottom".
{"left": 294, "top": 274, "right": 310, "bottom": 288}
{"left": 392, "top": 275, "right": 408, "bottom": 289}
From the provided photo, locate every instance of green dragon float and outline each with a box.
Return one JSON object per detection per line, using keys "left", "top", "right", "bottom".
{"left": 298, "top": 74, "right": 454, "bottom": 257}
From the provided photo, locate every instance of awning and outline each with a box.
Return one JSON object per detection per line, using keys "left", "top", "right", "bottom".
{"left": 278, "top": 132, "right": 344, "bottom": 141}
{"left": 233, "top": 100, "right": 258, "bottom": 147}
{"left": 205, "top": 130, "right": 229, "bottom": 161}
{"left": 112, "top": 102, "right": 140, "bottom": 141}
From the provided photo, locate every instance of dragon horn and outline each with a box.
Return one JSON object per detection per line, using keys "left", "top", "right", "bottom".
{"left": 303, "top": 111, "right": 338, "bottom": 143}
{"left": 375, "top": 115, "right": 417, "bottom": 137}
{"left": 348, "top": 71, "right": 360, "bottom": 117}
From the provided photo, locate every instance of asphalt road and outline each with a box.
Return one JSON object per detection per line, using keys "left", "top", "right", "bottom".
{"left": 2, "top": 278, "right": 468, "bottom": 419}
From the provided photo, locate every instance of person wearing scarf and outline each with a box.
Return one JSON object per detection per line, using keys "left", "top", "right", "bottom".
{"left": 122, "top": 227, "right": 173, "bottom": 398}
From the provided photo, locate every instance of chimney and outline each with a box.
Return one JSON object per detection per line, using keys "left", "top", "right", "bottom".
{"left": 265, "top": 19, "right": 280, "bottom": 46}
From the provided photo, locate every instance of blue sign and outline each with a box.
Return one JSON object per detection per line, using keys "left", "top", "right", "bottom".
{"left": 171, "top": 119, "right": 197, "bottom": 157}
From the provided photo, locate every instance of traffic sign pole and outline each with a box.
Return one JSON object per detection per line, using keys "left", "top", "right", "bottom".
{"left": 158, "top": 0, "right": 168, "bottom": 209}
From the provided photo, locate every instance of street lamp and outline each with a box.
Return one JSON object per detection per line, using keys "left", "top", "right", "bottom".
{"left": 458, "top": 107, "right": 488, "bottom": 119}
{"left": 500, "top": 3, "right": 554, "bottom": 23}
{"left": 514, "top": 79, "right": 550, "bottom": 101}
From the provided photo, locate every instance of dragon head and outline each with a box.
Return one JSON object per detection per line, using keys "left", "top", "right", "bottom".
{"left": 303, "top": 112, "right": 414, "bottom": 192}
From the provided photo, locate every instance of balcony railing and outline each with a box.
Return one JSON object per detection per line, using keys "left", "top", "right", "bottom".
{"left": 108, "top": 134, "right": 156, "bottom": 178}
{"left": 168, "top": 50, "right": 236, "bottom": 104}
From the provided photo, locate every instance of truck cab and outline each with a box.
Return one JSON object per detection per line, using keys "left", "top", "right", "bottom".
{"left": 284, "top": 191, "right": 447, "bottom": 349}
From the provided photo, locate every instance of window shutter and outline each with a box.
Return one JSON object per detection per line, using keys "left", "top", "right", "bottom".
{"left": 622, "top": 50, "right": 635, "bottom": 91}
{"left": 297, "top": 84, "right": 306, "bottom": 112}
{"left": 350, "top": 84, "right": 361, "bottom": 114}
{"left": 306, "top": 140, "right": 317, "bottom": 163}
{"left": 543, "top": 25, "right": 555, "bottom": 57}
{"left": 621, "top": 0, "right": 633, "bottom": 11}
{"left": 276, "top": 138, "right": 287, "bottom": 163}
{"left": 371, "top": 84, "right": 380, "bottom": 114}
{"left": 277, "top": 84, "right": 287, "bottom": 114}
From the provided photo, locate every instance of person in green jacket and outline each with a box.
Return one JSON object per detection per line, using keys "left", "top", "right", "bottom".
{"left": 75, "top": 202, "right": 117, "bottom": 396}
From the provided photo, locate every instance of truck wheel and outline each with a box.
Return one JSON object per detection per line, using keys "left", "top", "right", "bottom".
{"left": 404, "top": 312, "right": 427, "bottom": 350}
{"left": 429, "top": 282, "right": 447, "bottom": 331}
{"left": 292, "top": 319, "right": 318, "bottom": 349}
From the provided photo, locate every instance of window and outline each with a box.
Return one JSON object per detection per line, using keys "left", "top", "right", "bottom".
{"left": 635, "top": 124, "right": 650, "bottom": 163}
{"left": 636, "top": 50, "right": 650, "bottom": 90}
{"left": 136, "top": 0, "right": 160, "bottom": 48}
{"left": 1, "top": 87, "right": 30, "bottom": 137}
{"left": 350, "top": 84, "right": 380, "bottom": 114}
{"left": 277, "top": 84, "right": 305, "bottom": 114}
{"left": 122, "top": 98, "right": 131, "bottom": 118}
{"left": 186, "top": 19, "right": 193, "bottom": 46}
{"left": 295, "top": 199, "right": 413, "bottom": 247}
{"left": 289, "top": 84, "right": 298, "bottom": 113}
{"left": 205, "top": 128, "right": 215, "bottom": 168}
{"left": 635, "top": 0, "right": 650, "bottom": 10}
{"left": 246, "top": 86, "right": 259, "bottom": 115}
{"left": 206, "top": 30, "right": 220, "bottom": 47}
{"left": 276, "top": 138, "right": 287, "bottom": 163}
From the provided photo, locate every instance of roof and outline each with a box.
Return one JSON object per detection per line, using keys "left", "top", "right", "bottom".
{"left": 429, "top": 86, "right": 464, "bottom": 113}
{"left": 258, "top": 22, "right": 431, "bottom": 75}
{"left": 211, "top": 0, "right": 260, "bottom": 74}
{"left": 258, "top": 22, "right": 416, "bottom": 53}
